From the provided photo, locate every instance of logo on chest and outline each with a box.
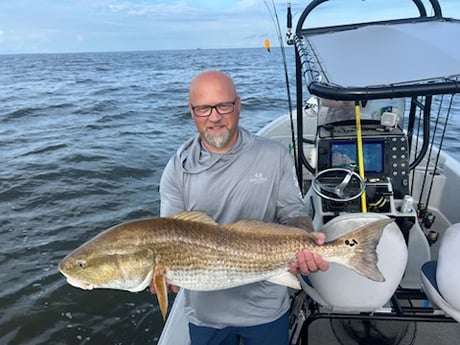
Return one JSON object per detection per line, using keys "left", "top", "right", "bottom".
{"left": 249, "top": 172, "right": 268, "bottom": 184}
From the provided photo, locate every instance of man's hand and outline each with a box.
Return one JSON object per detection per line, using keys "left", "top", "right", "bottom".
{"left": 289, "top": 232, "right": 329, "bottom": 275}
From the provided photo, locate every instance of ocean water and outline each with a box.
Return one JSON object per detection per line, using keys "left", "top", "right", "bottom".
{"left": 0, "top": 48, "right": 300, "bottom": 345}
{"left": 1, "top": 48, "right": 460, "bottom": 345}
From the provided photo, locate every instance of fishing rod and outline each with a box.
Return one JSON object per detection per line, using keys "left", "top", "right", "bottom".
{"left": 421, "top": 94, "right": 454, "bottom": 226}
{"left": 417, "top": 95, "right": 444, "bottom": 210}
{"left": 264, "top": 0, "right": 299, "bottom": 178}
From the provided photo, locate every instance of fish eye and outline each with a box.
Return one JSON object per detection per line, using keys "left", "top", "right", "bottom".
{"left": 77, "top": 260, "right": 87, "bottom": 268}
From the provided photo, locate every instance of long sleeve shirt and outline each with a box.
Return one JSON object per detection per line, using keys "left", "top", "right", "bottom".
{"left": 159, "top": 127, "right": 309, "bottom": 328}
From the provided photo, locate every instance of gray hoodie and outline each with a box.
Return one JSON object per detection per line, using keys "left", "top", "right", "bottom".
{"left": 159, "top": 127, "right": 308, "bottom": 328}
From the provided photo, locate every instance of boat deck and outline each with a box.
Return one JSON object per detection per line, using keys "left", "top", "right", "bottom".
{"left": 307, "top": 319, "right": 460, "bottom": 345}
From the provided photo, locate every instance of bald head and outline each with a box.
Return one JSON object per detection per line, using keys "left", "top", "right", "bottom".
{"left": 189, "top": 70, "right": 237, "bottom": 105}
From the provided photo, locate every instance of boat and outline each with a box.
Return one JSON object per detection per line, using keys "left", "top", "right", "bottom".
{"left": 159, "top": 1, "right": 460, "bottom": 343}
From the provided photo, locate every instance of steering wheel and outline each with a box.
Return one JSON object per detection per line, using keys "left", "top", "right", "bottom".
{"left": 312, "top": 168, "right": 366, "bottom": 202}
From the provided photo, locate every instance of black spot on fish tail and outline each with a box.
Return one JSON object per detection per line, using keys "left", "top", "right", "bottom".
{"left": 344, "top": 238, "right": 359, "bottom": 247}
{"left": 334, "top": 218, "right": 393, "bottom": 282}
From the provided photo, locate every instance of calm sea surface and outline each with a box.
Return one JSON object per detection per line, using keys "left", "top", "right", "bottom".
{"left": 1, "top": 48, "right": 460, "bottom": 345}
{"left": 0, "top": 48, "right": 301, "bottom": 345}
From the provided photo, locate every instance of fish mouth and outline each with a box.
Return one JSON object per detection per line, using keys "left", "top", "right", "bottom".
{"left": 62, "top": 274, "right": 95, "bottom": 290}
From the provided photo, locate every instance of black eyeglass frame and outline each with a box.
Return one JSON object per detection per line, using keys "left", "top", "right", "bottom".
{"left": 191, "top": 98, "right": 238, "bottom": 117}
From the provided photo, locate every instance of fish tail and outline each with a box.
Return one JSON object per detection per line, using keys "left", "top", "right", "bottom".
{"left": 331, "top": 218, "right": 393, "bottom": 282}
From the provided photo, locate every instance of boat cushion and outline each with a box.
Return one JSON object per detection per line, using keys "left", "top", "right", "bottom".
{"left": 436, "top": 223, "right": 460, "bottom": 311}
{"left": 421, "top": 261, "right": 460, "bottom": 323}
{"left": 304, "top": 213, "right": 407, "bottom": 312}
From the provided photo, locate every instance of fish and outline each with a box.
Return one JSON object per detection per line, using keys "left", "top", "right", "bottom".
{"left": 58, "top": 211, "right": 392, "bottom": 319}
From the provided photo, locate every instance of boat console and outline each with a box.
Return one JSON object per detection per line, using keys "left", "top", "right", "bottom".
{"left": 316, "top": 123, "right": 410, "bottom": 206}
{"left": 306, "top": 97, "right": 415, "bottom": 227}
{"left": 305, "top": 114, "right": 423, "bottom": 271}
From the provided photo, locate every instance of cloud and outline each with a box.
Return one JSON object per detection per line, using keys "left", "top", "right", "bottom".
{"left": 0, "top": 0, "right": 279, "bottom": 53}
{"left": 3, "top": 0, "right": 457, "bottom": 54}
{"left": 93, "top": 1, "right": 192, "bottom": 18}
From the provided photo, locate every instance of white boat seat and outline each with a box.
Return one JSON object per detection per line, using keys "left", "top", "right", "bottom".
{"left": 300, "top": 213, "right": 408, "bottom": 312}
{"left": 420, "top": 261, "right": 460, "bottom": 322}
{"left": 420, "top": 223, "right": 460, "bottom": 322}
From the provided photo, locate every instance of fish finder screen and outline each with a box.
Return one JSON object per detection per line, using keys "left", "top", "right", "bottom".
{"left": 330, "top": 140, "right": 384, "bottom": 174}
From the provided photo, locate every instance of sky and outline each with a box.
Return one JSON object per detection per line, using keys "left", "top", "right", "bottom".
{"left": 1, "top": 0, "right": 460, "bottom": 54}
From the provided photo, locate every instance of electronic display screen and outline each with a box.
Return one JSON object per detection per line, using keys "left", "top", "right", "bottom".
{"left": 330, "top": 140, "right": 384, "bottom": 174}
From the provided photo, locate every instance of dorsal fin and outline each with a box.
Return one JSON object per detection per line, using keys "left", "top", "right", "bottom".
{"left": 169, "top": 211, "right": 217, "bottom": 225}
{"left": 223, "top": 220, "right": 311, "bottom": 237}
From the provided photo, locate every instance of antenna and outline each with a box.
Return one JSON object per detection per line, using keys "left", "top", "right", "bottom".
{"left": 286, "top": 1, "right": 294, "bottom": 45}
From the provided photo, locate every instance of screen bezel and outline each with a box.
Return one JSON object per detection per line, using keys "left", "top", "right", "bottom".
{"left": 330, "top": 139, "right": 385, "bottom": 174}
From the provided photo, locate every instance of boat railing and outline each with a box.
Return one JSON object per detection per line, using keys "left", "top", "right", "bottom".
{"left": 296, "top": 0, "right": 443, "bottom": 35}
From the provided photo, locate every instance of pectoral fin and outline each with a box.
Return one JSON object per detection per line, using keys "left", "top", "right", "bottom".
{"left": 151, "top": 267, "right": 168, "bottom": 320}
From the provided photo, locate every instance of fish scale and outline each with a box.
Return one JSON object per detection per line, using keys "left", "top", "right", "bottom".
{"left": 59, "top": 211, "right": 392, "bottom": 319}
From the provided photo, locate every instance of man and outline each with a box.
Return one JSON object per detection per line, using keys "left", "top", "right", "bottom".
{"left": 159, "top": 70, "right": 328, "bottom": 345}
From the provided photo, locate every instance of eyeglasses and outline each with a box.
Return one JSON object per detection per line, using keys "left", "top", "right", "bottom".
{"left": 191, "top": 98, "right": 237, "bottom": 117}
